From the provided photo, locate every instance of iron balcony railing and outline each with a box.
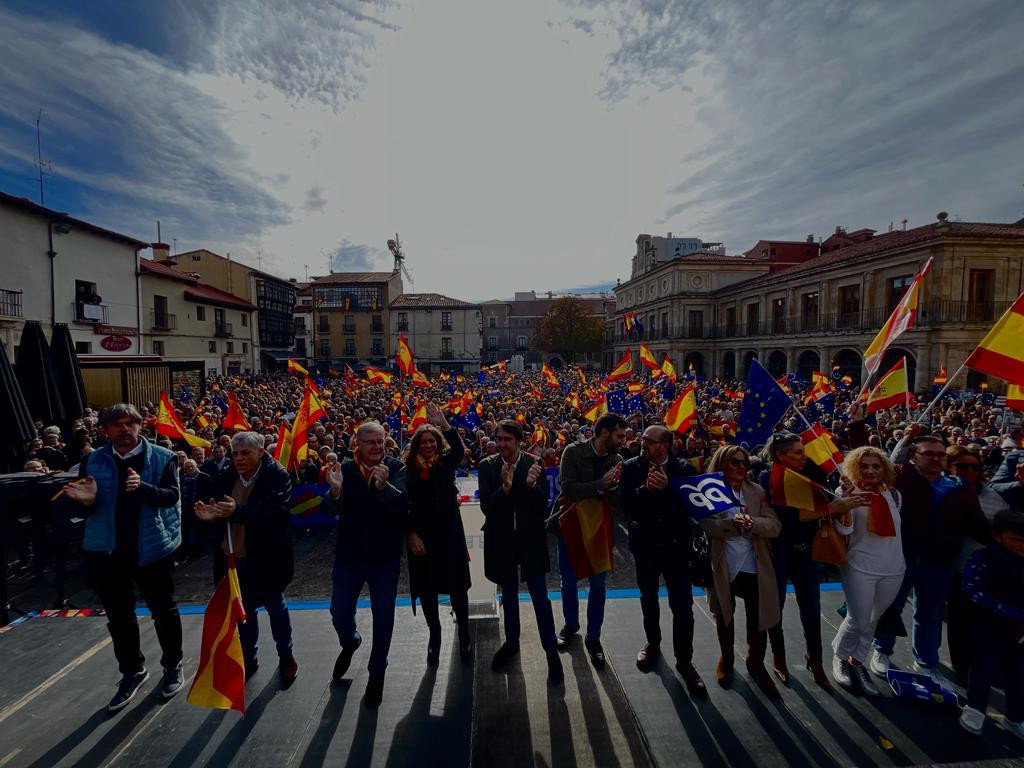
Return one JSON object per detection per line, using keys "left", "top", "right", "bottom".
{"left": 0, "top": 289, "right": 23, "bottom": 318}
{"left": 72, "top": 301, "right": 108, "bottom": 323}
{"left": 215, "top": 322, "right": 233, "bottom": 337}
{"left": 150, "top": 310, "right": 177, "bottom": 330}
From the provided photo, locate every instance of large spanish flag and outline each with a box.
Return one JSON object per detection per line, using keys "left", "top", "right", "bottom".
{"left": 542, "top": 363, "right": 560, "bottom": 388}
{"left": 769, "top": 463, "right": 830, "bottom": 520}
{"left": 864, "top": 257, "right": 933, "bottom": 374}
{"left": 800, "top": 424, "right": 843, "bottom": 475}
{"left": 396, "top": 335, "right": 415, "bottom": 376}
{"left": 365, "top": 367, "right": 393, "bottom": 385}
{"left": 639, "top": 343, "right": 659, "bottom": 371}
{"left": 965, "top": 293, "right": 1024, "bottom": 385}
{"left": 558, "top": 496, "right": 614, "bottom": 578}
{"left": 287, "top": 358, "right": 309, "bottom": 376}
{"left": 220, "top": 392, "right": 250, "bottom": 432}
{"left": 664, "top": 384, "right": 698, "bottom": 433}
{"left": 606, "top": 349, "right": 633, "bottom": 382}
{"left": 866, "top": 358, "right": 909, "bottom": 413}
{"left": 187, "top": 553, "right": 246, "bottom": 714}
{"left": 156, "top": 392, "right": 211, "bottom": 449}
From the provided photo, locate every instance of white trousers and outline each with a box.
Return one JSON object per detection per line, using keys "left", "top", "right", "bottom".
{"left": 832, "top": 566, "right": 904, "bottom": 663}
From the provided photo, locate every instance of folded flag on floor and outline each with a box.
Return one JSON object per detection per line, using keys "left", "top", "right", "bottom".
{"left": 187, "top": 552, "right": 246, "bottom": 714}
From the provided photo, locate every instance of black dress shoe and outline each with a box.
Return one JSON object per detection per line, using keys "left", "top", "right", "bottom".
{"left": 547, "top": 652, "right": 564, "bottom": 684}
{"left": 636, "top": 643, "right": 660, "bottom": 671}
{"left": 279, "top": 654, "right": 298, "bottom": 687}
{"left": 459, "top": 641, "right": 473, "bottom": 663}
{"left": 332, "top": 633, "right": 362, "bottom": 682}
{"left": 363, "top": 674, "right": 384, "bottom": 708}
{"left": 676, "top": 661, "right": 708, "bottom": 699}
{"left": 556, "top": 624, "right": 579, "bottom": 650}
{"left": 584, "top": 638, "right": 606, "bottom": 670}
{"left": 491, "top": 643, "right": 520, "bottom": 671}
{"left": 426, "top": 630, "right": 441, "bottom": 668}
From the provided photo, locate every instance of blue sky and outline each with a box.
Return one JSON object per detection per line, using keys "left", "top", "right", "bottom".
{"left": 2, "top": 0, "right": 1023, "bottom": 301}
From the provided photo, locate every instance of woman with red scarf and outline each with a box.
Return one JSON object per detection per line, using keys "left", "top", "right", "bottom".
{"left": 403, "top": 402, "right": 472, "bottom": 665}
{"left": 831, "top": 446, "right": 904, "bottom": 696}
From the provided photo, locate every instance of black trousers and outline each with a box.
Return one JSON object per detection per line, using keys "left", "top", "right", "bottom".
{"left": 419, "top": 590, "right": 470, "bottom": 643}
{"left": 86, "top": 552, "right": 182, "bottom": 677}
{"left": 634, "top": 543, "right": 695, "bottom": 664}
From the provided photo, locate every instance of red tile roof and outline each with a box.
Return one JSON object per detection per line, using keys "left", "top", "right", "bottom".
{"left": 184, "top": 284, "right": 256, "bottom": 310}
{"left": 390, "top": 293, "right": 478, "bottom": 308}
{"left": 139, "top": 258, "right": 198, "bottom": 282}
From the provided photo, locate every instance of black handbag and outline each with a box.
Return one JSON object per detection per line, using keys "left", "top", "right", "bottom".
{"left": 690, "top": 529, "right": 712, "bottom": 588}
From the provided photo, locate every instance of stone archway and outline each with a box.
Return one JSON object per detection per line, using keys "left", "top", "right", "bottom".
{"left": 722, "top": 351, "right": 736, "bottom": 380}
{"left": 766, "top": 350, "right": 787, "bottom": 378}
{"left": 742, "top": 350, "right": 758, "bottom": 378}
{"left": 683, "top": 352, "right": 704, "bottom": 376}
{"left": 833, "top": 348, "right": 862, "bottom": 387}
{"left": 797, "top": 349, "right": 821, "bottom": 380}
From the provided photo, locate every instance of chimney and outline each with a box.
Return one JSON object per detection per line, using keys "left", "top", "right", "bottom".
{"left": 151, "top": 242, "right": 171, "bottom": 262}
{"left": 547, "top": 291, "right": 553, "bottom": 299}
{"left": 667, "top": 232, "right": 672, "bottom": 239}
{"left": 806, "top": 235, "right": 814, "bottom": 243}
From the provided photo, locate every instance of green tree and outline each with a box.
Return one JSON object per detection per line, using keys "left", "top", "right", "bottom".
{"left": 531, "top": 297, "right": 605, "bottom": 364}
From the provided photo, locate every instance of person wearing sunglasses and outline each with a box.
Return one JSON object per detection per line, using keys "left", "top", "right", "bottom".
{"left": 701, "top": 444, "right": 782, "bottom": 697}
{"left": 945, "top": 445, "right": 1006, "bottom": 681}
{"left": 869, "top": 431, "right": 989, "bottom": 690}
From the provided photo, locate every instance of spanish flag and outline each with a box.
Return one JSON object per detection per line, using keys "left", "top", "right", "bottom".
{"left": 408, "top": 402, "right": 428, "bottom": 433}
{"left": 1007, "top": 384, "right": 1024, "bottom": 411}
{"left": 627, "top": 382, "right": 644, "bottom": 394}
{"left": 575, "top": 366, "right": 587, "bottom": 385}
{"left": 664, "top": 385, "right": 698, "bottom": 434}
{"left": 864, "top": 257, "right": 933, "bottom": 374}
{"left": 396, "top": 335, "right": 415, "bottom": 376}
{"left": 411, "top": 368, "right": 429, "bottom": 388}
{"left": 965, "top": 293, "right": 1024, "bottom": 385}
{"left": 558, "top": 495, "right": 614, "bottom": 578}
{"left": 769, "top": 463, "right": 830, "bottom": 520}
{"left": 272, "top": 422, "right": 289, "bottom": 464}
{"left": 532, "top": 425, "right": 547, "bottom": 447}
{"left": 187, "top": 552, "right": 246, "bottom": 714}
{"left": 800, "top": 424, "right": 843, "bottom": 475}
{"left": 156, "top": 392, "right": 211, "bottom": 449}
{"left": 866, "top": 358, "right": 909, "bottom": 413}
{"left": 639, "top": 343, "right": 659, "bottom": 371}
{"left": 542, "top": 363, "right": 559, "bottom": 388}
{"left": 221, "top": 392, "right": 250, "bottom": 432}
{"left": 195, "top": 412, "right": 211, "bottom": 430}
{"left": 933, "top": 364, "right": 948, "bottom": 386}
{"left": 660, "top": 356, "right": 677, "bottom": 382}
{"left": 607, "top": 349, "right": 633, "bottom": 383}
{"left": 569, "top": 393, "right": 580, "bottom": 411}
{"left": 287, "top": 358, "right": 309, "bottom": 376}
{"left": 583, "top": 396, "right": 608, "bottom": 423}
{"left": 365, "top": 367, "right": 393, "bottom": 385}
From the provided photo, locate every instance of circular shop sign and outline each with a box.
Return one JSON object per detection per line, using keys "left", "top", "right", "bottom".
{"left": 100, "top": 335, "right": 132, "bottom": 352}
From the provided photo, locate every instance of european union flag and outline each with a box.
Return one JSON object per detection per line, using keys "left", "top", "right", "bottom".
{"left": 661, "top": 381, "right": 676, "bottom": 401}
{"left": 625, "top": 393, "right": 645, "bottom": 414}
{"left": 734, "top": 360, "right": 793, "bottom": 450}
{"left": 805, "top": 392, "right": 835, "bottom": 423}
{"left": 560, "top": 382, "right": 571, "bottom": 395}
{"left": 211, "top": 392, "right": 229, "bottom": 413}
{"left": 179, "top": 388, "right": 193, "bottom": 404}
{"left": 385, "top": 407, "right": 402, "bottom": 433}
{"left": 606, "top": 389, "right": 628, "bottom": 414}
{"left": 314, "top": 373, "right": 327, "bottom": 389}
{"left": 477, "top": 371, "right": 487, "bottom": 385}
{"left": 456, "top": 407, "right": 481, "bottom": 431}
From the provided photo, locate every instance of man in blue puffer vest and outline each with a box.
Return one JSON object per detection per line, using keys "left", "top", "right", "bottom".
{"left": 63, "top": 403, "right": 184, "bottom": 712}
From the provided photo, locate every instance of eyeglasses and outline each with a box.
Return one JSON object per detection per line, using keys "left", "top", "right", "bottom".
{"left": 952, "top": 462, "right": 981, "bottom": 472}
{"left": 729, "top": 458, "right": 750, "bottom": 467}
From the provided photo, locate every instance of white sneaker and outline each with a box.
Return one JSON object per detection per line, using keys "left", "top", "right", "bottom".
{"left": 832, "top": 655, "right": 852, "bottom": 688}
{"left": 913, "top": 661, "right": 953, "bottom": 691}
{"left": 959, "top": 706, "right": 985, "bottom": 735}
{"left": 1005, "top": 720, "right": 1024, "bottom": 741}
{"left": 869, "top": 650, "right": 890, "bottom": 678}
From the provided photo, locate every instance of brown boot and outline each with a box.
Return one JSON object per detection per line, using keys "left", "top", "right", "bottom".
{"left": 746, "top": 657, "right": 780, "bottom": 698}
{"left": 715, "top": 618, "right": 735, "bottom": 687}
{"left": 805, "top": 654, "right": 833, "bottom": 693}
{"left": 772, "top": 653, "right": 791, "bottom": 685}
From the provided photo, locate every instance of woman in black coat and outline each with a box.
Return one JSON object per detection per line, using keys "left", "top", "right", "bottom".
{"left": 403, "top": 402, "right": 472, "bottom": 665}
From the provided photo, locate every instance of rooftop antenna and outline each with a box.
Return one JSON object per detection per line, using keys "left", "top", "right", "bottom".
{"left": 257, "top": 249, "right": 262, "bottom": 270}
{"left": 387, "top": 232, "right": 414, "bottom": 288}
{"left": 304, "top": 264, "right": 309, "bottom": 281}
{"left": 35, "top": 110, "right": 52, "bottom": 205}
{"left": 172, "top": 237, "right": 177, "bottom": 255}
{"left": 157, "top": 220, "right": 161, "bottom": 243}
{"left": 902, "top": 218, "right": 908, "bottom": 231}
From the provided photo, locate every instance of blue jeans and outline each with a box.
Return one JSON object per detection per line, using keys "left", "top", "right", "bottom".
{"left": 236, "top": 558, "right": 293, "bottom": 664}
{"left": 557, "top": 536, "right": 607, "bottom": 640}
{"left": 330, "top": 556, "right": 401, "bottom": 676}
{"left": 768, "top": 544, "right": 823, "bottom": 662}
{"left": 500, "top": 571, "right": 557, "bottom": 653}
{"left": 873, "top": 559, "right": 954, "bottom": 668}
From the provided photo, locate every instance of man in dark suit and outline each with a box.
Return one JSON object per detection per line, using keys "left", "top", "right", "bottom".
{"left": 324, "top": 421, "right": 408, "bottom": 707}
{"left": 620, "top": 425, "right": 706, "bottom": 698}
{"left": 200, "top": 444, "right": 230, "bottom": 478}
{"left": 479, "top": 420, "right": 562, "bottom": 684}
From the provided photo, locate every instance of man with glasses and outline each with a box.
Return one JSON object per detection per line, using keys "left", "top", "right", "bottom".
{"left": 620, "top": 425, "right": 707, "bottom": 697}
{"left": 870, "top": 431, "right": 988, "bottom": 688}
{"left": 324, "top": 421, "right": 408, "bottom": 707}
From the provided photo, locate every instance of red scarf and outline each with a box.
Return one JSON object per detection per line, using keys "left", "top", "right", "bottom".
{"left": 414, "top": 452, "right": 440, "bottom": 480}
{"left": 864, "top": 486, "right": 897, "bottom": 537}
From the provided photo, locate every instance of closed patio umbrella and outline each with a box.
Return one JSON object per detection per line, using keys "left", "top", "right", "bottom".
{"left": 0, "top": 339, "right": 35, "bottom": 472}
{"left": 49, "top": 324, "right": 87, "bottom": 424}
{"left": 15, "top": 321, "right": 65, "bottom": 427}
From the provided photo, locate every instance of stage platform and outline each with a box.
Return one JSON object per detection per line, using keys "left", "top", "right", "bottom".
{"left": 1, "top": 591, "right": 1023, "bottom": 767}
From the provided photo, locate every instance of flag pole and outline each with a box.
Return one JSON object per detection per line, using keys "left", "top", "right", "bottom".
{"left": 913, "top": 361, "right": 968, "bottom": 426}
{"left": 903, "top": 356, "right": 911, "bottom": 423}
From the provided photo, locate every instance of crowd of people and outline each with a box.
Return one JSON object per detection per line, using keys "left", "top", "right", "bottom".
{"left": 16, "top": 364, "right": 1024, "bottom": 739}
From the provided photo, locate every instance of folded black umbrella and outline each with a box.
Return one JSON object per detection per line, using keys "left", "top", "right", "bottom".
{"left": 0, "top": 339, "right": 36, "bottom": 472}
{"left": 49, "top": 324, "right": 87, "bottom": 423}
{"left": 15, "top": 320, "right": 65, "bottom": 427}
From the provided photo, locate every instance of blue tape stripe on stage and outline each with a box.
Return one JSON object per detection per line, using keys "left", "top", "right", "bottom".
{"left": 139, "top": 582, "right": 844, "bottom": 617}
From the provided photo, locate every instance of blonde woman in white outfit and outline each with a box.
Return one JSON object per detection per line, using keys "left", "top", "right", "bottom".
{"left": 831, "top": 447, "right": 905, "bottom": 696}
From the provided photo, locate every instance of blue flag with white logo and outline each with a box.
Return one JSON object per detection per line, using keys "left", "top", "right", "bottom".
{"left": 734, "top": 359, "right": 793, "bottom": 450}
{"left": 670, "top": 473, "right": 740, "bottom": 520}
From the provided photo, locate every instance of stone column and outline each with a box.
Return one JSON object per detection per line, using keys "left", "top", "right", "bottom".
{"left": 914, "top": 344, "right": 931, "bottom": 393}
